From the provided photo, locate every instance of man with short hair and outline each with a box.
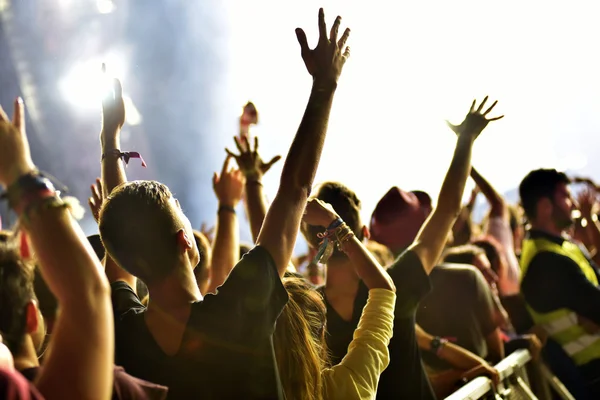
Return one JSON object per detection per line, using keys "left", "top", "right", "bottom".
{"left": 519, "top": 168, "right": 600, "bottom": 396}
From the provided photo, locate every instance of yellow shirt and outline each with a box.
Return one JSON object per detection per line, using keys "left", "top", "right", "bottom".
{"left": 322, "top": 289, "right": 396, "bottom": 400}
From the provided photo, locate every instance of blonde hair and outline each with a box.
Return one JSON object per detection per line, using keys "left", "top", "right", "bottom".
{"left": 273, "top": 276, "right": 329, "bottom": 400}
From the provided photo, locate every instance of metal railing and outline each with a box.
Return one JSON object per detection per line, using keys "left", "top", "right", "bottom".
{"left": 445, "top": 349, "right": 544, "bottom": 400}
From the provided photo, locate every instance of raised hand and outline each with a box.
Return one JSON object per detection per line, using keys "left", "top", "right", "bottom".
{"left": 88, "top": 178, "right": 103, "bottom": 222}
{"left": 295, "top": 8, "right": 351, "bottom": 84}
{"left": 101, "top": 64, "right": 125, "bottom": 141}
{"left": 447, "top": 97, "right": 503, "bottom": 139}
{"left": 212, "top": 155, "right": 246, "bottom": 208}
{"left": 0, "top": 98, "right": 35, "bottom": 187}
{"left": 226, "top": 136, "right": 281, "bottom": 180}
{"left": 303, "top": 198, "right": 339, "bottom": 227}
{"left": 577, "top": 186, "right": 598, "bottom": 219}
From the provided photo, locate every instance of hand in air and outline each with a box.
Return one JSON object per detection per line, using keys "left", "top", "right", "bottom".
{"left": 447, "top": 97, "right": 504, "bottom": 140}
{"left": 303, "top": 198, "right": 339, "bottom": 228}
{"left": 295, "top": 8, "right": 351, "bottom": 84}
{"left": 212, "top": 155, "right": 245, "bottom": 208}
{"left": 101, "top": 64, "right": 126, "bottom": 140}
{"left": 576, "top": 186, "right": 597, "bottom": 219}
{"left": 226, "top": 136, "right": 281, "bottom": 180}
{"left": 0, "top": 98, "right": 35, "bottom": 187}
{"left": 88, "top": 178, "right": 103, "bottom": 223}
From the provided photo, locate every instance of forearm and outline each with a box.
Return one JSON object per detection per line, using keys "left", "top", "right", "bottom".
{"left": 417, "top": 325, "right": 484, "bottom": 370}
{"left": 26, "top": 206, "right": 110, "bottom": 305}
{"left": 410, "top": 135, "right": 475, "bottom": 272}
{"left": 26, "top": 207, "right": 113, "bottom": 400}
{"left": 471, "top": 167, "right": 506, "bottom": 218}
{"left": 245, "top": 180, "right": 268, "bottom": 243}
{"left": 101, "top": 134, "right": 127, "bottom": 197}
{"left": 257, "top": 82, "right": 337, "bottom": 275}
{"left": 208, "top": 208, "right": 239, "bottom": 292}
{"left": 340, "top": 237, "right": 395, "bottom": 291}
{"left": 279, "top": 82, "right": 335, "bottom": 192}
{"left": 438, "top": 136, "right": 476, "bottom": 216}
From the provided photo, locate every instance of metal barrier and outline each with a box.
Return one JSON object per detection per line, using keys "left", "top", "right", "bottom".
{"left": 445, "top": 349, "right": 535, "bottom": 400}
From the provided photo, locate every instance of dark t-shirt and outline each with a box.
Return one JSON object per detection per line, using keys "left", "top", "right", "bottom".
{"left": 20, "top": 366, "right": 168, "bottom": 400}
{"left": 321, "top": 250, "right": 434, "bottom": 399}
{"left": 111, "top": 246, "right": 288, "bottom": 400}
{"left": 417, "top": 264, "right": 497, "bottom": 371}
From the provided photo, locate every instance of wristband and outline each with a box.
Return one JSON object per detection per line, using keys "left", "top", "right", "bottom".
{"left": 218, "top": 205, "right": 236, "bottom": 215}
{"left": 102, "top": 149, "right": 147, "bottom": 167}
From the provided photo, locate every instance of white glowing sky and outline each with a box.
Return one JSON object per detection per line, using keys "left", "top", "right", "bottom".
{"left": 219, "top": 1, "right": 600, "bottom": 221}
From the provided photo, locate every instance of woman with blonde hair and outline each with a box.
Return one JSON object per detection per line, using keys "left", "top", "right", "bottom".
{"left": 273, "top": 199, "right": 397, "bottom": 400}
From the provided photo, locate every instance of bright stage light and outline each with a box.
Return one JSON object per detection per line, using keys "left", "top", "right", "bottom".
{"left": 60, "top": 56, "right": 141, "bottom": 126}
{"left": 96, "top": 0, "right": 115, "bottom": 14}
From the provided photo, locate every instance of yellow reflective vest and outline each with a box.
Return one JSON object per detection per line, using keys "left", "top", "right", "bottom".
{"left": 521, "top": 237, "right": 600, "bottom": 366}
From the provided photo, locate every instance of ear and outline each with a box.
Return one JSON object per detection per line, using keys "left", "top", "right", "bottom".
{"left": 362, "top": 225, "right": 370, "bottom": 240}
{"left": 176, "top": 229, "right": 193, "bottom": 253}
{"left": 537, "top": 197, "right": 553, "bottom": 218}
{"left": 25, "top": 301, "right": 39, "bottom": 335}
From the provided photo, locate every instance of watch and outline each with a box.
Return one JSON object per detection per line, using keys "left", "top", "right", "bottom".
{"left": 430, "top": 336, "right": 448, "bottom": 356}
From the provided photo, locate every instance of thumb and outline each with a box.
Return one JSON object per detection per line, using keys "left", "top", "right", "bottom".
{"left": 212, "top": 172, "right": 218, "bottom": 187}
{"left": 265, "top": 155, "right": 282, "bottom": 170}
{"left": 295, "top": 28, "right": 310, "bottom": 55}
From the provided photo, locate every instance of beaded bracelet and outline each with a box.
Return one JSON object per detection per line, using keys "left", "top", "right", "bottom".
{"left": 312, "top": 219, "right": 355, "bottom": 264}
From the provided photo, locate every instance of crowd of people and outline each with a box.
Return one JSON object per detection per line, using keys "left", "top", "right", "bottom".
{"left": 1, "top": 7, "right": 600, "bottom": 400}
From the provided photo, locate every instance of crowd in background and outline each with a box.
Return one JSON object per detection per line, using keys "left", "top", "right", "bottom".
{"left": 1, "top": 7, "right": 600, "bottom": 400}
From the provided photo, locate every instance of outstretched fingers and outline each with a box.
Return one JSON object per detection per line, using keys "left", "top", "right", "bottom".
{"left": 338, "top": 28, "right": 351, "bottom": 49}
{"left": 318, "top": 8, "right": 327, "bottom": 42}
{"left": 330, "top": 16, "right": 341, "bottom": 43}
{"left": 483, "top": 100, "right": 498, "bottom": 116}
{"left": 476, "top": 96, "right": 488, "bottom": 113}
{"left": 488, "top": 115, "right": 504, "bottom": 121}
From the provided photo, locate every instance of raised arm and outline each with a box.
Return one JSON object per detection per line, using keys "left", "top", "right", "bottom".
{"left": 303, "top": 198, "right": 395, "bottom": 291}
{"left": 256, "top": 8, "right": 351, "bottom": 275}
{"left": 206, "top": 155, "right": 245, "bottom": 292}
{"left": 227, "top": 136, "right": 281, "bottom": 242}
{"left": 471, "top": 167, "right": 507, "bottom": 219}
{"left": 409, "top": 97, "right": 503, "bottom": 274}
{"left": 100, "top": 75, "right": 137, "bottom": 289}
{"left": 0, "top": 99, "right": 113, "bottom": 399}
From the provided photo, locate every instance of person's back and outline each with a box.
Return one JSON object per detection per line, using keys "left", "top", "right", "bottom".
{"left": 111, "top": 246, "right": 286, "bottom": 399}
{"left": 417, "top": 263, "right": 497, "bottom": 370}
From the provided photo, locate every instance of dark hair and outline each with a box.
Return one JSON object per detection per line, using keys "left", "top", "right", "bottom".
{"left": 0, "top": 240, "right": 36, "bottom": 354}
{"left": 443, "top": 244, "right": 485, "bottom": 265}
{"left": 519, "top": 169, "right": 570, "bottom": 221}
{"left": 99, "top": 181, "right": 182, "bottom": 283}
{"left": 301, "top": 182, "right": 363, "bottom": 260}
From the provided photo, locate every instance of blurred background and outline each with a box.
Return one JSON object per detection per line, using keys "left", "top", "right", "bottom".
{"left": 1, "top": 0, "right": 600, "bottom": 247}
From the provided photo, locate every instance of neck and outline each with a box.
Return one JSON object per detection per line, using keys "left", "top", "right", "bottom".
{"left": 147, "top": 273, "right": 202, "bottom": 311}
{"left": 530, "top": 221, "right": 564, "bottom": 238}
{"left": 13, "top": 336, "right": 40, "bottom": 372}
{"left": 325, "top": 257, "right": 360, "bottom": 293}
